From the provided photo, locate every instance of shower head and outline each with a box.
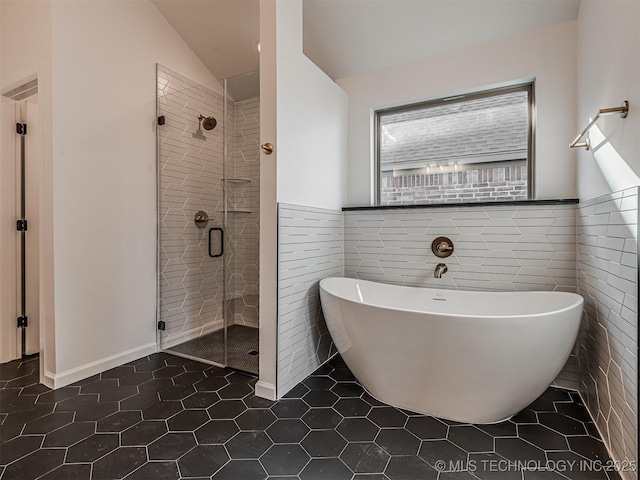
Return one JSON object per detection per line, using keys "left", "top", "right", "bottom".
{"left": 199, "top": 115, "right": 217, "bottom": 131}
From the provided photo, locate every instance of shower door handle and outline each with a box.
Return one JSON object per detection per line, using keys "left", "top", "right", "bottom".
{"left": 208, "top": 227, "right": 224, "bottom": 258}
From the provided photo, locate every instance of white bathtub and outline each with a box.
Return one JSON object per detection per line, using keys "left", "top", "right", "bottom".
{"left": 319, "top": 277, "right": 583, "bottom": 424}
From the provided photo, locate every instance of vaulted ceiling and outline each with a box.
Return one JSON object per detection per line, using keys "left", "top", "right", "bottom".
{"left": 152, "top": 0, "right": 580, "bottom": 83}
{"left": 303, "top": 0, "right": 580, "bottom": 80}
{"left": 152, "top": 0, "right": 260, "bottom": 81}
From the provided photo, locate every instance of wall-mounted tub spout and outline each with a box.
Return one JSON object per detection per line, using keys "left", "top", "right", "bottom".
{"left": 434, "top": 263, "right": 448, "bottom": 278}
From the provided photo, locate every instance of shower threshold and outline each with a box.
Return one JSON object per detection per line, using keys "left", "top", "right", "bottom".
{"left": 165, "top": 324, "right": 259, "bottom": 375}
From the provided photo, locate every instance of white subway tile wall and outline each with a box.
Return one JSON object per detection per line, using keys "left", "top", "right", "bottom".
{"left": 157, "top": 65, "right": 227, "bottom": 348}
{"left": 577, "top": 188, "right": 638, "bottom": 480}
{"left": 277, "top": 204, "right": 344, "bottom": 397}
{"left": 344, "top": 205, "right": 577, "bottom": 291}
{"left": 344, "top": 204, "right": 579, "bottom": 389}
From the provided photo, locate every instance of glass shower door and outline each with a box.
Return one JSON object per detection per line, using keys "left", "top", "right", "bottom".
{"left": 221, "top": 71, "right": 261, "bottom": 374}
{"left": 156, "top": 66, "right": 260, "bottom": 375}
{"left": 156, "top": 65, "right": 228, "bottom": 366}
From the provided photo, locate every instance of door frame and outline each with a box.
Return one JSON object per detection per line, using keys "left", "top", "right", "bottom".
{"left": 0, "top": 90, "right": 19, "bottom": 363}
{"left": 0, "top": 75, "right": 41, "bottom": 363}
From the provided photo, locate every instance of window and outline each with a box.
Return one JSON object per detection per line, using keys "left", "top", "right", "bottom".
{"left": 375, "top": 82, "right": 534, "bottom": 205}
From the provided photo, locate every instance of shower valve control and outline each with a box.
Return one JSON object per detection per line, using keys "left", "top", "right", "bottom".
{"left": 194, "top": 211, "right": 209, "bottom": 229}
{"left": 431, "top": 237, "right": 454, "bottom": 258}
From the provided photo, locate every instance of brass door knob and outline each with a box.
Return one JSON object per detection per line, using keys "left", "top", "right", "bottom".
{"left": 261, "top": 143, "right": 274, "bottom": 155}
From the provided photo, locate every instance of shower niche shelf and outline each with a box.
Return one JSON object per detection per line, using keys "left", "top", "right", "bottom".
{"left": 224, "top": 178, "right": 251, "bottom": 184}
{"left": 225, "top": 179, "right": 252, "bottom": 213}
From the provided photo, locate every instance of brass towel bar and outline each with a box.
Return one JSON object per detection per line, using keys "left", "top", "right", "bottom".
{"left": 570, "top": 101, "right": 629, "bottom": 150}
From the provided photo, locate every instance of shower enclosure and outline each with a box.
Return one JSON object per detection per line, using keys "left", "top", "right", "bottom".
{"left": 156, "top": 65, "right": 260, "bottom": 374}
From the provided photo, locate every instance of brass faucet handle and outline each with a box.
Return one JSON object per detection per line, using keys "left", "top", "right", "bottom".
{"left": 437, "top": 242, "right": 453, "bottom": 252}
{"left": 431, "top": 236, "right": 454, "bottom": 258}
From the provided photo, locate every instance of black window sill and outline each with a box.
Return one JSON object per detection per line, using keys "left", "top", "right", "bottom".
{"left": 342, "top": 198, "right": 579, "bottom": 212}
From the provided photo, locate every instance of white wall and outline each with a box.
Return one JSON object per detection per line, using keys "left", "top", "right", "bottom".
{"left": 576, "top": 0, "right": 640, "bottom": 201}
{"left": 49, "top": 0, "right": 215, "bottom": 385}
{"left": 275, "top": 0, "right": 348, "bottom": 211}
{"left": 338, "top": 21, "right": 578, "bottom": 206}
{"left": 0, "top": 1, "right": 51, "bottom": 89}
{"left": 255, "top": 0, "right": 348, "bottom": 400}
{"left": 258, "top": 0, "right": 278, "bottom": 401}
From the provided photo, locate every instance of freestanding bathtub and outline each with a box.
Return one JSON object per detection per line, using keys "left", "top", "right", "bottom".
{"left": 319, "top": 277, "right": 583, "bottom": 424}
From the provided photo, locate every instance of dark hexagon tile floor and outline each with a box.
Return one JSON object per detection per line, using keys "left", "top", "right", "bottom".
{"left": 0, "top": 353, "right": 623, "bottom": 480}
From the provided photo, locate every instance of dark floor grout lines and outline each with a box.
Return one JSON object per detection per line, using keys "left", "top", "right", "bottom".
{"left": 0, "top": 352, "right": 622, "bottom": 480}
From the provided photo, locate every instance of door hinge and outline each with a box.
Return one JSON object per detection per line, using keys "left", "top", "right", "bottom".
{"left": 17, "top": 316, "right": 28, "bottom": 328}
{"left": 16, "top": 219, "right": 28, "bottom": 231}
{"left": 157, "top": 116, "right": 165, "bottom": 126}
{"left": 16, "top": 123, "right": 27, "bottom": 135}
{"left": 157, "top": 321, "right": 166, "bottom": 331}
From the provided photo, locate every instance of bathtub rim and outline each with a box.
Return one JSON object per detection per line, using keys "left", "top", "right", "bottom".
{"left": 319, "top": 276, "right": 584, "bottom": 320}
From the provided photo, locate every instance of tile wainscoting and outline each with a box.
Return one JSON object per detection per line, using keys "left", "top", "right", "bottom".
{"left": 344, "top": 204, "right": 577, "bottom": 292}
{"left": 277, "top": 204, "right": 344, "bottom": 397}
{"left": 577, "top": 188, "right": 638, "bottom": 480}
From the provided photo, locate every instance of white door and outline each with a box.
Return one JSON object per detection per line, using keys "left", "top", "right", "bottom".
{"left": 23, "top": 97, "right": 40, "bottom": 355}
{"left": 0, "top": 96, "right": 19, "bottom": 362}
{"left": 13, "top": 96, "right": 40, "bottom": 357}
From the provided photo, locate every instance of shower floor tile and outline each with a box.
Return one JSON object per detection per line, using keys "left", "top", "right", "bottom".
{"left": 166, "top": 324, "right": 259, "bottom": 375}
{"left": 0, "top": 354, "right": 623, "bottom": 480}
